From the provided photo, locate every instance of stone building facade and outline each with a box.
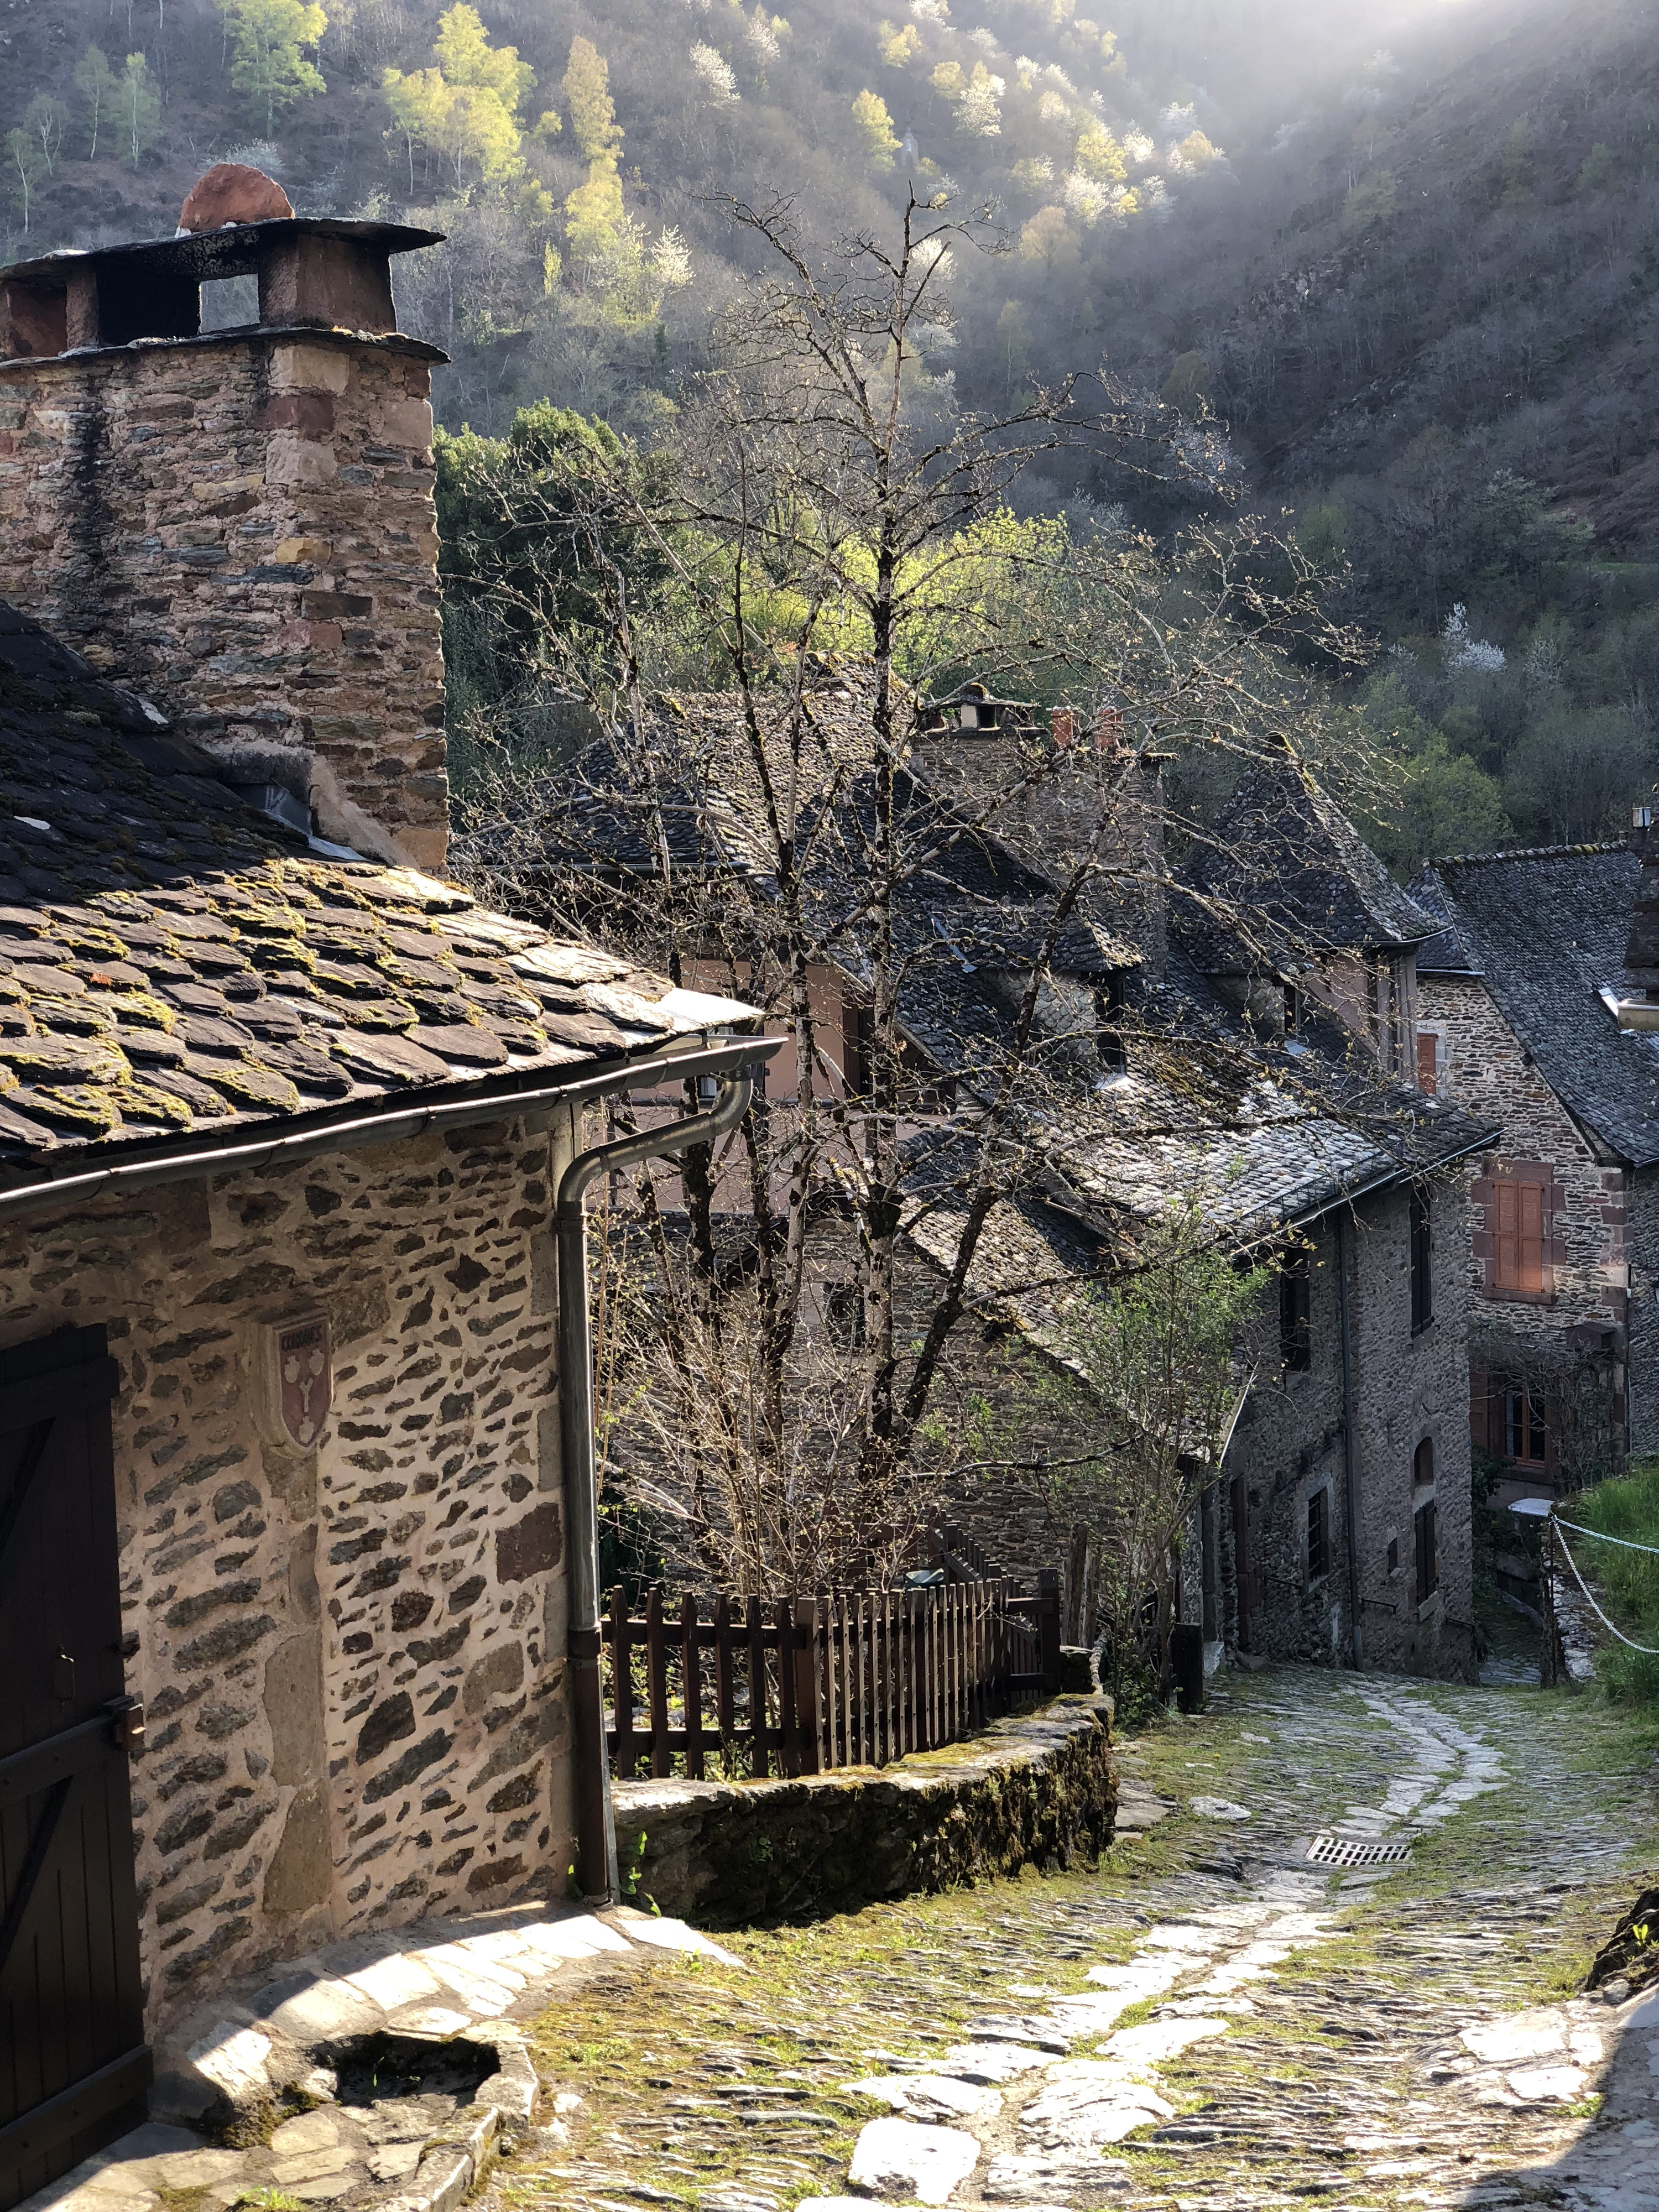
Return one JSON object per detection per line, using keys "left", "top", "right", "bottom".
{"left": 2, "top": 1109, "right": 578, "bottom": 2025}
{"left": 1413, "top": 844, "right": 1659, "bottom": 1482}
{"left": 0, "top": 185, "right": 764, "bottom": 2196}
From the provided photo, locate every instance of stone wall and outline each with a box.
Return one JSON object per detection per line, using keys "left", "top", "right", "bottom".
{"left": 0, "top": 1107, "right": 577, "bottom": 2039}
{"left": 1420, "top": 968, "right": 1632, "bottom": 1464}
{"left": 611, "top": 1695, "right": 1116, "bottom": 1924}
{"left": 1221, "top": 1175, "right": 1477, "bottom": 1681}
{"left": 0, "top": 328, "right": 447, "bottom": 867}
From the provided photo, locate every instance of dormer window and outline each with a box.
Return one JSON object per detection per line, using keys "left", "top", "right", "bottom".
{"left": 1282, "top": 979, "right": 1301, "bottom": 1037}
{"left": 1095, "top": 971, "right": 1128, "bottom": 1073}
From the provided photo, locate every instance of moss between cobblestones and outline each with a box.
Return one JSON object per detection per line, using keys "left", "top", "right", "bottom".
{"left": 483, "top": 1670, "right": 1659, "bottom": 2212}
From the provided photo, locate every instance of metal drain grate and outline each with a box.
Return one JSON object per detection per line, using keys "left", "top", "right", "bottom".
{"left": 1305, "top": 1833, "right": 1413, "bottom": 1867}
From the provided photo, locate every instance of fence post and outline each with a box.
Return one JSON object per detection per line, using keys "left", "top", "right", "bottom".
{"left": 1037, "top": 1566, "right": 1062, "bottom": 1691}
{"left": 608, "top": 1586, "right": 636, "bottom": 1781}
{"left": 746, "top": 1595, "right": 769, "bottom": 1778}
{"left": 795, "top": 1597, "right": 822, "bottom": 1773}
{"left": 646, "top": 1585, "right": 670, "bottom": 1778}
{"left": 682, "top": 1592, "right": 705, "bottom": 1781}
{"left": 714, "top": 1593, "right": 735, "bottom": 1773}
{"left": 776, "top": 1597, "right": 800, "bottom": 1776}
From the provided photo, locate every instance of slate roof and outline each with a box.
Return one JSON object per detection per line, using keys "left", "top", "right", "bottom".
{"left": 0, "top": 605, "right": 752, "bottom": 1173}
{"left": 1182, "top": 740, "right": 1438, "bottom": 965}
{"left": 1412, "top": 843, "right": 1659, "bottom": 1168}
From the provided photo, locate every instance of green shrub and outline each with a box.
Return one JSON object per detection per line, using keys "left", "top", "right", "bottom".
{"left": 1567, "top": 1461, "right": 1659, "bottom": 1707}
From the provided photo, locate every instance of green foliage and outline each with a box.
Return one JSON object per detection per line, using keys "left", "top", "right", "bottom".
{"left": 22, "top": 93, "right": 67, "bottom": 174}
{"left": 111, "top": 51, "right": 159, "bottom": 167}
{"left": 218, "top": 0, "right": 326, "bottom": 131}
{"left": 73, "top": 45, "right": 114, "bottom": 160}
{"left": 562, "top": 34, "right": 622, "bottom": 165}
{"left": 382, "top": 4, "right": 533, "bottom": 191}
{"left": 851, "top": 88, "right": 899, "bottom": 169}
{"left": 1567, "top": 1463, "right": 1659, "bottom": 1712}
{"left": 435, "top": 403, "right": 679, "bottom": 744}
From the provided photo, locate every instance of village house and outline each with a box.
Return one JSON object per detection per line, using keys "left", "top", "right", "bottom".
{"left": 1411, "top": 834, "right": 1659, "bottom": 1490}
{"left": 525, "top": 687, "right": 1496, "bottom": 1683}
{"left": 0, "top": 174, "right": 768, "bottom": 2207}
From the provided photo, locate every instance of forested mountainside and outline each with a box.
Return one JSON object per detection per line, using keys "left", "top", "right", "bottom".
{"left": 3, "top": 0, "right": 1657, "bottom": 864}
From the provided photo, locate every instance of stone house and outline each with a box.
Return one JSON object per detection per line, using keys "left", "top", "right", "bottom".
{"left": 1411, "top": 838, "right": 1659, "bottom": 1488}
{"left": 526, "top": 690, "right": 1496, "bottom": 1682}
{"left": 0, "top": 192, "right": 765, "bottom": 2206}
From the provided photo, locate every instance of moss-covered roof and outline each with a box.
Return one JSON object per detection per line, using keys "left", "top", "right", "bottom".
{"left": 0, "top": 603, "right": 744, "bottom": 1169}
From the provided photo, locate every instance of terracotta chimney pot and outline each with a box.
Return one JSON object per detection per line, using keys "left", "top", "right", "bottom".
{"left": 178, "top": 163, "right": 294, "bottom": 234}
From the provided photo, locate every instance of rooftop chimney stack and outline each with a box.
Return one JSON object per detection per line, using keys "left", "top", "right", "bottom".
{"left": 0, "top": 171, "right": 450, "bottom": 869}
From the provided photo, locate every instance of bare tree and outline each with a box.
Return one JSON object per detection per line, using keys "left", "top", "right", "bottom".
{"left": 446, "top": 192, "right": 1370, "bottom": 1595}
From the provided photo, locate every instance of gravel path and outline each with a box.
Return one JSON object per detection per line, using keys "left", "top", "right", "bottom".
{"left": 492, "top": 1666, "right": 1659, "bottom": 2212}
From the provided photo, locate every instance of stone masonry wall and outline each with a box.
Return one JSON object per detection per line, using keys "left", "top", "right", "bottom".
{"left": 1223, "top": 1177, "right": 1475, "bottom": 1681}
{"left": 0, "top": 1109, "right": 575, "bottom": 2040}
{"left": 1348, "top": 1178, "right": 1477, "bottom": 1678}
{"left": 1420, "top": 969, "right": 1631, "bottom": 1454}
{"left": 612, "top": 1694, "right": 1116, "bottom": 1924}
{"left": 0, "top": 329, "right": 447, "bottom": 868}
{"left": 1225, "top": 1211, "right": 1351, "bottom": 1667}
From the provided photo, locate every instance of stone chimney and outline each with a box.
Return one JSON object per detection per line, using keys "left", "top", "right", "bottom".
{"left": 1621, "top": 805, "right": 1659, "bottom": 1026}
{"left": 0, "top": 169, "right": 450, "bottom": 869}
{"left": 911, "top": 684, "right": 1167, "bottom": 975}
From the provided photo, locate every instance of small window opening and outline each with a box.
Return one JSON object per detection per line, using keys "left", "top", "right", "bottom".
{"left": 1307, "top": 1488, "right": 1331, "bottom": 1584}
{"left": 200, "top": 274, "right": 260, "bottom": 331}
{"left": 1413, "top": 1496, "right": 1438, "bottom": 1604}
{"left": 1280, "top": 1246, "right": 1312, "bottom": 1373}
{"left": 823, "top": 1281, "right": 865, "bottom": 1349}
{"left": 1282, "top": 979, "right": 1301, "bottom": 1037}
{"left": 1410, "top": 1189, "right": 1433, "bottom": 1335}
{"left": 1095, "top": 971, "right": 1128, "bottom": 1074}
{"left": 1386, "top": 1535, "right": 1400, "bottom": 1575}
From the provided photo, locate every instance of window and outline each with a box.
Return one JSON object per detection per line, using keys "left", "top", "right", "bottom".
{"left": 1493, "top": 1174, "right": 1547, "bottom": 1295}
{"left": 1386, "top": 1535, "right": 1400, "bottom": 1575}
{"left": 1279, "top": 1248, "right": 1312, "bottom": 1372}
{"left": 823, "top": 1282, "right": 865, "bottom": 1348}
{"left": 1095, "top": 972, "right": 1128, "bottom": 1074}
{"left": 1416, "top": 1027, "right": 1439, "bottom": 1095}
{"left": 1414, "top": 1498, "right": 1439, "bottom": 1604}
{"left": 1413, "top": 1436, "right": 1434, "bottom": 1490}
{"left": 1282, "top": 980, "right": 1302, "bottom": 1038}
{"left": 1504, "top": 1387, "right": 1548, "bottom": 1466}
{"left": 1307, "top": 1488, "right": 1331, "bottom": 1584}
{"left": 1410, "top": 1190, "right": 1433, "bottom": 1334}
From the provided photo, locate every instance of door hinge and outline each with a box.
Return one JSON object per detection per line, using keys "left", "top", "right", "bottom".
{"left": 105, "top": 1697, "right": 144, "bottom": 1749}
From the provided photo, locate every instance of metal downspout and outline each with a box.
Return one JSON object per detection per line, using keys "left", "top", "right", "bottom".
{"left": 1336, "top": 1206, "right": 1363, "bottom": 1670}
{"left": 557, "top": 1062, "right": 766, "bottom": 1902}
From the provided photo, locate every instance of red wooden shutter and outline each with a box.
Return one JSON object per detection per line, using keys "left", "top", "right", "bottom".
{"left": 1416, "top": 1030, "right": 1438, "bottom": 1094}
{"left": 1494, "top": 1182, "right": 1519, "bottom": 1289}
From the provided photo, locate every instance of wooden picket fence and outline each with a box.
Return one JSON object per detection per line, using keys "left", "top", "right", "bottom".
{"left": 604, "top": 1568, "right": 1061, "bottom": 1782}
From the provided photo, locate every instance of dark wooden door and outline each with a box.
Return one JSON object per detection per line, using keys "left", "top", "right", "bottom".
{"left": 0, "top": 1327, "right": 149, "bottom": 2212}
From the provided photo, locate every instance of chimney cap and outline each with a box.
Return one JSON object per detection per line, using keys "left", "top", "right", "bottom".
{"left": 178, "top": 162, "right": 294, "bottom": 232}
{"left": 0, "top": 215, "right": 442, "bottom": 292}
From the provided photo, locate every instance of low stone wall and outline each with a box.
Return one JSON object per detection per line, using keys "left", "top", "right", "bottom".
{"left": 611, "top": 1695, "right": 1116, "bottom": 1925}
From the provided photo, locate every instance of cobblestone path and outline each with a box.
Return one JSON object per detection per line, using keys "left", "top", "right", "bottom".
{"left": 490, "top": 1667, "right": 1659, "bottom": 2212}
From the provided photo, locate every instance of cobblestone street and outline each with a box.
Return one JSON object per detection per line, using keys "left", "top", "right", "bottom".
{"left": 488, "top": 1666, "right": 1659, "bottom": 2212}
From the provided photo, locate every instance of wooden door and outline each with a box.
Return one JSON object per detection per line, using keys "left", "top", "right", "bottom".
{"left": 0, "top": 1327, "right": 148, "bottom": 2212}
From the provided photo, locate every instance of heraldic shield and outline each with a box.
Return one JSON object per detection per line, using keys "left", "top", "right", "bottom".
{"left": 276, "top": 1316, "right": 332, "bottom": 1448}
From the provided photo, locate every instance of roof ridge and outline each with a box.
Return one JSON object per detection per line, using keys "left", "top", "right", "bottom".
{"left": 1435, "top": 839, "right": 1628, "bottom": 868}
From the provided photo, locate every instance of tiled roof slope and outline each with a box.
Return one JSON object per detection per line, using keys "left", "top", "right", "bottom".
{"left": 1182, "top": 742, "right": 1438, "bottom": 963}
{"left": 0, "top": 604, "right": 745, "bottom": 1171}
{"left": 1412, "top": 843, "right": 1659, "bottom": 1168}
